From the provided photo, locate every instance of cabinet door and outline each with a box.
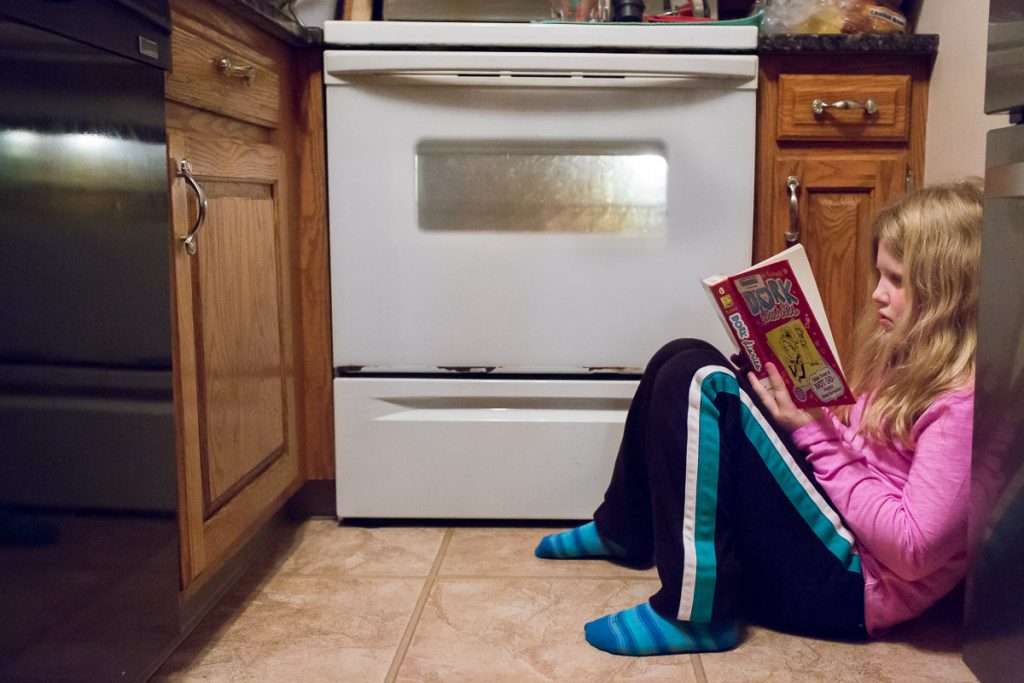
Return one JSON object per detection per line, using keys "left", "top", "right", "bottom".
{"left": 168, "top": 130, "right": 300, "bottom": 588}
{"left": 759, "top": 154, "right": 905, "bottom": 366}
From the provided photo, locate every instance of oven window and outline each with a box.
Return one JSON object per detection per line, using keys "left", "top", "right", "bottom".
{"left": 416, "top": 141, "right": 667, "bottom": 236}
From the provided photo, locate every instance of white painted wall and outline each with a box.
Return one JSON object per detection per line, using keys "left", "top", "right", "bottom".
{"left": 916, "top": 2, "right": 1006, "bottom": 183}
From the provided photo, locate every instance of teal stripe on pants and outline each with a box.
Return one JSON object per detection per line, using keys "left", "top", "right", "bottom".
{"left": 688, "top": 371, "right": 860, "bottom": 620}
{"left": 690, "top": 385, "right": 723, "bottom": 623}
{"left": 737, "top": 402, "right": 861, "bottom": 573}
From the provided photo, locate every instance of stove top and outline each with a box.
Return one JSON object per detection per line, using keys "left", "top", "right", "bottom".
{"left": 323, "top": 20, "right": 759, "bottom": 52}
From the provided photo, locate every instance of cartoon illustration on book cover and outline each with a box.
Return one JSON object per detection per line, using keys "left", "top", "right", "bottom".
{"left": 764, "top": 320, "right": 846, "bottom": 403}
{"left": 769, "top": 321, "right": 817, "bottom": 385}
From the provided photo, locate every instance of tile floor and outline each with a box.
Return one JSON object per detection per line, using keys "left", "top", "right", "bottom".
{"left": 154, "top": 519, "right": 978, "bottom": 682}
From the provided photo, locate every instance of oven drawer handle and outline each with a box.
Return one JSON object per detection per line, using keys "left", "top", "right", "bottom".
{"left": 177, "top": 159, "right": 207, "bottom": 256}
{"left": 785, "top": 175, "right": 801, "bottom": 245}
{"left": 811, "top": 98, "right": 878, "bottom": 116}
{"left": 217, "top": 56, "right": 256, "bottom": 86}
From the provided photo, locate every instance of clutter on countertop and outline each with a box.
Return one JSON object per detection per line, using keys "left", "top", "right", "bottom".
{"left": 214, "top": 0, "right": 324, "bottom": 44}
{"left": 762, "top": 0, "right": 908, "bottom": 35}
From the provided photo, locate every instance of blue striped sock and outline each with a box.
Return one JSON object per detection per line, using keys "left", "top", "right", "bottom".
{"left": 584, "top": 603, "right": 739, "bottom": 656}
{"left": 534, "top": 522, "right": 627, "bottom": 560}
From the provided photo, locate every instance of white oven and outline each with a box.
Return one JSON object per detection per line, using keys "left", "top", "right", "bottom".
{"left": 323, "top": 21, "right": 758, "bottom": 519}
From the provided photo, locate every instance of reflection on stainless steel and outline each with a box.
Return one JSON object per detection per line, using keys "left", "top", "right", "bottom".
{"left": 963, "top": 113, "right": 1024, "bottom": 681}
{"left": 0, "top": 123, "right": 172, "bottom": 366}
{"left": 984, "top": 160, "right": 1024, "bottom": 198}
{"left": 416, "top": 140, "right": 668, "bottom": 235}
{"left": 0, "top": 129, "right": 163, "bottom": 189}
{"left": 0, "top": 69, "right": 171, "bottom": 367}
{"left": 0, "top": 2, "right": 180, "bottom": 679}
{"left": 985, "top": 1, "right": 1024, "bottom": 117}
{"left": 965, "top": 188, "right": 1024, "bottom": 683}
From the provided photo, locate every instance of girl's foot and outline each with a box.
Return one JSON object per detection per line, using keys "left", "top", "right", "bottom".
{"left": 584, "top": 602, "right": 740, "bottom": 656}
{"left": 534, "top": 522, "right": 629, "bottom": 561}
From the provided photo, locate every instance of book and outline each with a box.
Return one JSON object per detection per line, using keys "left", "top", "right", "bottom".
{"left": 702, "top": 244, "right": 854, "bottom": 409}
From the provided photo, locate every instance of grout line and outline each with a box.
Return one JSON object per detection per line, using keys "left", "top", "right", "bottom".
{"left": 271, "top": 572, "right": 449, "bottom": 581}
{"left": 383, "top": 528, "right": 454, "bottom": 683}
{"left": 431, "top": 573, "right": 660, "bottom": 581}
{"left": 692, "top": 653, "right": 709, "bottom": 683}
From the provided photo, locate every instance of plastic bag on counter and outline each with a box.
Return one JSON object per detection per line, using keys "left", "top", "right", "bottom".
{"left": 762, "top": 0, "right": 906, "bottom": 35}
{"left": 762, "top": 0, "right": 828, "bottom": 35}
{"left": 842, "top": 2, "right": 908, "bottom": 33}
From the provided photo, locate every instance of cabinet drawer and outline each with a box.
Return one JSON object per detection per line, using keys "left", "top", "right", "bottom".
{"left": 166, "top": 12, "right": 279, "bottom": 128}
{"left": 776, "top": 74, "right": 910, "bottom": 142}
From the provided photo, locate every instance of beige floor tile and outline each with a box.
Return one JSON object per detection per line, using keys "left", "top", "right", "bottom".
{"left": 257, "top": 519, "right": 447, "bottom": 577}
{"left": 153, "top": 574, "right": 424, "bottom": 682}
{"left": 439, "top": 527, "right": 659, "bottom": 578}
{"left": 155, "top": 521, "right": 979, "bottom": 682}
{"left": 699, "top": 622, "right": 977, "bottom": 683}
{"left": 395, "top": 578, "right": 697, "bottom": 682}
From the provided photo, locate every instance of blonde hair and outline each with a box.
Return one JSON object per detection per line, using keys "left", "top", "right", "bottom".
{"left": 842, "top": 180, "right": 983, "bottom": 444}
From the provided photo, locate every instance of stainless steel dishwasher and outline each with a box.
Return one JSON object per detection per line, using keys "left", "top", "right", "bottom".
{"left": 0, "top": 2, "right": 182, "bottom": 680}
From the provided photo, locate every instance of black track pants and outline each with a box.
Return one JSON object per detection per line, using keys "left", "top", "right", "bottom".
{"left": 593, "top": 339, "right": 867, "bottom": 639}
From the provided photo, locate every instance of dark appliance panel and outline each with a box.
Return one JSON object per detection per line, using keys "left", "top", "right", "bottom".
{"left": 985, "top": 0, "right": 1024, "bottom": 119}
{"left": 965, "top": 3, "right": 1024, "bottom": 679}
{"left": 0, "top": 2, "right": 182, "bottom": 681}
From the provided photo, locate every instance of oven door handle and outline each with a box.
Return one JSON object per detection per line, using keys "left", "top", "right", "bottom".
{"left": 324, "top": 51, "right": 758, "bottom": 87}
{"left": 327, "top": 71, "right": 746, "bottom": 88}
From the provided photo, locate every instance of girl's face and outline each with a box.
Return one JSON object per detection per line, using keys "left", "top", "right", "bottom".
{"left": 872, "top": 243, "right": 906, "bottom": 332}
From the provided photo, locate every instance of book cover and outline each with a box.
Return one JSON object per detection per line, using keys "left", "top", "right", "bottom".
{"left": 702, "top": 244, "right": 854, "bottom": 409}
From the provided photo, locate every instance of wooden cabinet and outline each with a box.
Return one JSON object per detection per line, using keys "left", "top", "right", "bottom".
{"left": 755, "top": 52, "right": 932, "bottom": 364}
{"left": 165, "top": 0, "right": 304, "bottom": 591}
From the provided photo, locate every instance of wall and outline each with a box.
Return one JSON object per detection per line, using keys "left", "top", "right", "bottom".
{"left": 916, "top": 2, "right": 1006, "bottom": 183}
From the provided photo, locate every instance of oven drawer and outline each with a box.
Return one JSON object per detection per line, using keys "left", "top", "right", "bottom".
{"left": 335, "top": 377, "right": 637, "bottom": 519}
{"left": 776, "top": 73, "right": 911, "bottom": 142}
{"left": 166, "top": 10, "right": 280, "bottom": 127}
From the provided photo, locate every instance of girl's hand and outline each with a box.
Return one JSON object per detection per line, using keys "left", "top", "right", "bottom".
{"left": 747, "top": 362, "right": 824, "bottom": 433}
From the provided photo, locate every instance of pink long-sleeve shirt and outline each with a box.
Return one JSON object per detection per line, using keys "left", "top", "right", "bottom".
{"left": 790, "top": 387, "right": 974, "bottom": 635}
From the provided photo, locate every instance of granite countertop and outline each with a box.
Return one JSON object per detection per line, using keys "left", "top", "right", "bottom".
{"left": 212, "top": 0, "right": 323, "bottom": 45}
{"left": 758, "top": 32, "right": 938, "bottom": 55}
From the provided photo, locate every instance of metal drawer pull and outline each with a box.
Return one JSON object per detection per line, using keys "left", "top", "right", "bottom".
{"left": 217, "top": 56, "right": 255, "bottom": 85}
{"left": 178, "top": 159, "right": 207, "bottom": 256}
{"left": 811, "top": 98, "right": 878, "bottom": 115}
{"left": 785, "top": 175, "right": 801, "bottom": 245}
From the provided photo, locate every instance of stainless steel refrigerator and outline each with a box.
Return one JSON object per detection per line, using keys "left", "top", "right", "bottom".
{"left": 963, "top": 2, "right": 1024, "bottom": 681}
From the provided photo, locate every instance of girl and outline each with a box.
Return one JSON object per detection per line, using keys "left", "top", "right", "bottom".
{"left": 535, "top": 181, "right": 982, "bottom": 656}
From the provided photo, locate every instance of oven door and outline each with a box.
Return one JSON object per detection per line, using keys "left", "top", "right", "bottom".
{"left": 325, "top": 50, "right": 757, "bottom": 373}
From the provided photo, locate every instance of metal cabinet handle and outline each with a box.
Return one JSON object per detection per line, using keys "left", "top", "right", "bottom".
{"left": 217, "top": 56, "right": 255, "bottom": 85}
{"left": 177, "top": 159, "right": 207, "bottom": 256}
{"left": 785, "top": 175, "right": 801, "bottom": 245}
{"left": 811, "top": 98, "right": 878, "bottom": 115}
